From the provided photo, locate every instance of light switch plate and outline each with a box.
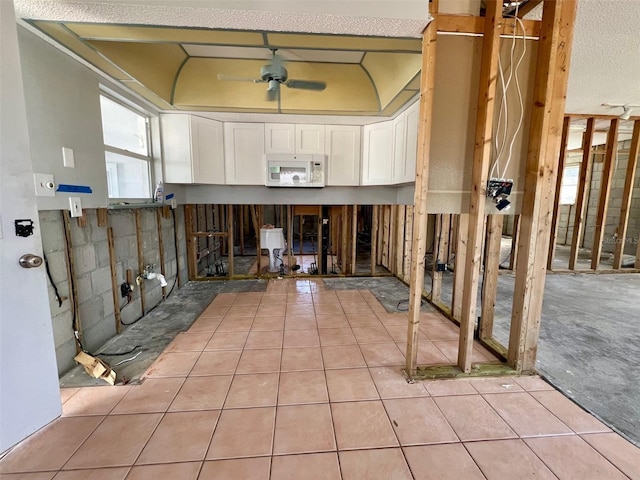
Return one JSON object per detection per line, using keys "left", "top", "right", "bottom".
{"left": 62, "top": 147, "right": 75, "bottom": 168}
{"left": 69, "top": 197, "right": 82, "bottom": 217}
{"left": 33, "top": 173, "right": 56, "bottom": 197}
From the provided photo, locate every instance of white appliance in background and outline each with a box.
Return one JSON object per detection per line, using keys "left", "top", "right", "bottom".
{"left": 265, "top": 154, "right": 325, "bottom": 187}
{"left": 260, "top": 227, "right": 286, "bottom": 272}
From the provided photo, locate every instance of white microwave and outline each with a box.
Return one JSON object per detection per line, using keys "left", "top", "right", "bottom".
{"left": 265, "top": 154, "right": 325, "bottom": 187}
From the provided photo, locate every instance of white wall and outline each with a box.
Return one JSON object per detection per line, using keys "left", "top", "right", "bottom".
{"left": 17, "top": 27, "right": 111, "bottom": 210}
{"left": 0, "top": 1, "right": 61, "bottom": 452}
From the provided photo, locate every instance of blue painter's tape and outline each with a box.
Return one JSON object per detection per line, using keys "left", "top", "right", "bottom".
{"left": 56, "top": 184, "right": 93, "bottom": 194}
{"left": 165, "top": 193, "right": 174, "bottom": 200}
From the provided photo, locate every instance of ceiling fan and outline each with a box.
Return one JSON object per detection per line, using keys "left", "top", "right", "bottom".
{"left": 217, "top": 49, "right": 327, "bottom": 102}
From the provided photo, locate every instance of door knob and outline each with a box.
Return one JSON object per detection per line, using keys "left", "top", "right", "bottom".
{"left": 19, "top": 254, "right": 43, "bottom": 268}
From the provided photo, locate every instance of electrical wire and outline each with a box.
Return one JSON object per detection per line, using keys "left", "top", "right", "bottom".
{"left": 98, "top": 345, "right": 143, "bottom": 357}
{"left": 43, "top": 253, "right": 64, "bottom": 308}
{"left": 114, "top": 349, "right": 144, "bottom": 366}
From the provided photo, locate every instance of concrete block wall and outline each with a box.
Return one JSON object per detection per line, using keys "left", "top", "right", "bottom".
{"left": 39, "top": 206, "right": 188, "bottom": 376}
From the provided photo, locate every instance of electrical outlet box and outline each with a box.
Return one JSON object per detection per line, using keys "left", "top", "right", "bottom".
{"left": 69, "top": 197, "right": 82, "bottom": 217}
{"left": 33, "top": 173, "right": 56, "bottom": 197}
{"left": 487, "top": 178, "right": 513, "bottom": 198}
{"left": 436, "top": 262, "right": 447, "bottom": 272}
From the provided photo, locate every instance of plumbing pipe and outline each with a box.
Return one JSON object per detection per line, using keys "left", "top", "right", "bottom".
{"left": 145, "top": 272, "right": 168, "bottom": 287}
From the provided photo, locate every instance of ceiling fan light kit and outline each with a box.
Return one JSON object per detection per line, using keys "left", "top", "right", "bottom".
{"left": 602, "top": 103, "right": 639, "bottom": 120}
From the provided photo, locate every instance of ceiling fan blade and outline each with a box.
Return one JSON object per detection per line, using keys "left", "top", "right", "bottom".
{"left": 217, "top": 73, "right": 265, "bottom": 83}
{"left": 284, "top": 79, "right": 327, "bottom": 91}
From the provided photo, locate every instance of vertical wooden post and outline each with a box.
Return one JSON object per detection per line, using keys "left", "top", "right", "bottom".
{"left": 458, "top": 0, "right": 502, "bottom": 373}
{"left": 107, "top": 227, "right": 122, "bottom": 334}
{"left": 403, "top": 206, "right": 414, "bottom": 283}
{"left": 432, "top": 214, "right": 451, "bottom": 302}
{"left": 568, "top": 118, "right": 595, "bottom": 270}
{"left": 156, "top": 209, "right": 167, "bottom": 298}
{"left": 371, "top": 205, "right": 379, "bottom": 276}
{"left": 395, "top": 205, "right": 405, "bottom": 277}
{"left": 287, "top": 205, "right": 293, "bottom": 273}
{"left": 239, "top": 205, "right": 245, "bottom": 255}
{"left": 351, "top": 205, "right": 358, "bottom": 275}
{"left": 341, "top": 205, "right": 349, "bottom": 273}
{"left": 134, "top": 210, "right": 146, "bottom": 315}
{"left": 185, "top": 205, "right": 197, "bottom": 280}
{"left": 381, "top": 206, "right": 390, "bottom": 269}
{"left": 227, "top": 204, "right": 234, "bottom": 277}
{"left": 509, "top": 0, "right": 578, "bottom": 373}
{"left": 590, "top": 118, "right": 619, "bottom": 270}
{"left": 97, "top": 208, "right": 109, "bottom": 227}
{"left": 257, "top": 205, "right": 263, "bottom": 275}
{"left": 479, "top": 215, "right": 504, "bottom": 341}
{"left": 62, "top": 211, "right": 82, "bottom": 352}
{"left": 405, "top": 10, "right": 438, "bottom": 376}
{"left": 317, "top": 205, "right": 323, "bottom": 275}
{"left": 508, "top": 215, "right": 520, "bottom": 271}
{"left": 613, "top": 120, "right": 640, "bottom": 269}
{"left": 547, "top": 116, "right": 571, "bottom": 270}
{"left": 452, "top": 214, "right": 469, "bottom": 321}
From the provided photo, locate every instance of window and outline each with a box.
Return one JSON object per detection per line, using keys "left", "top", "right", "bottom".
{"left": 559, "top": 164, "right": 580, "bottom": 205}
{"left": 99, "top": 95, "right": 152, "bottom": 199}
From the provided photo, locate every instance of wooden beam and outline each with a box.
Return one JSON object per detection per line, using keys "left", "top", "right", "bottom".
{"left": 97, "top": 208, "right": 109, "bottom": 227}
{"left": 405, "top": 10, "right": 438, "bottom": 376}
{"left": 371, "top": 205, "right": 379, "bottom": 276}
{"left": 516, "top": 0, "right": 543, "bottom": 18}
{"left": 458, "top": 0, "right": 502, "bottom": 373}
{"left": 287, "top": 205, "right": 293, "bottom": 274}
{"left": 185, "top": 205, "right": 197, "bottom": 280}
{"left": 508, "top": 215, "right": 520, "bottom": 270}
{"left": 547, "top": 116, "right": 571, "bottom": 270}
{"left": 432, "top": 214, "right": 451, "bottom": 302}
{"left": 227, "top": 204, "right": 234, "bottom": 277}
{"left": 134, "top": 210, "right": 145, "bottom": 315}
{"left": 590, "top": 118, "right": 619, "bottom": 270}
{"left": 239, "top": 205, "right": 245, "bottom": 255}
{"left": 403, "top": 206, "right": 414, "bottom": 283}
{"left": 257, "top": 205, "right": 263, "bottom": 275}
{"left": 437, "top": 14, "right": 540, "bottom": 38}
{"left": 508, "top": 0, "right": 578, "bottom": 373}
{"left": 341, "top": 205, "right": 349, "bottom": 273}
{"left": 107, "top": 227, "right": 121, "bottom": 334}
{"left": 62, "top": 210, "right": 82, "bottom": 352}
{"left": 613, "top": 120, "right": 640, "bottom": 269}
{"left": 395, "top": 205, "right": 405, "bottom": 277}
{"left": 351, "top": 205, "right": 358, "bottom": 275}
{"left": 452, "top": 214, "right": 469, "bottom": 321}
{"left": 479, "top": 215, "right": 504, "bottom": 341}
{"left": 156, "top": 209, "right": 167, "bottom": 299}
{"left": 568, "top": 118, "right": 595, "bottom": 270}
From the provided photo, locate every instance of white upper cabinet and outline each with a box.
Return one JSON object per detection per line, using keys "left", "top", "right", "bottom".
{"left": 391, "top": 113, "right": 406, "bottom": 184}
{"left": 265, "top": 123, "right": 295, "bottom": 154}
{"left": 362, "top": 121, "right": 393, "bottom": 185}
{"left": 325, "top": 125, "right": 361, "bottom": 186}
{"left": 161, "top": 114, "right": 224, "bottom": 184}
{"left": 224, "top": 122, "right": 266, "bottom": 185}
{"left": 265, "top": 123, "right": 325, "bottom": 155}
{"left": 402, "top": 100, "right": 419, "bottom": 183}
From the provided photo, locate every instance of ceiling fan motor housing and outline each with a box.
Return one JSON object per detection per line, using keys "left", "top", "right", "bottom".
{"left": 261, "top": 64, "right": 287, "bottom": 83}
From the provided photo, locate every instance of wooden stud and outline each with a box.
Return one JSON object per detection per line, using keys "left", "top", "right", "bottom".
{"left": 568, "top": 118, "right": 595, "bottom": 270}
{"left": 403, "top": 206, "right": 414, "bottom": 283}
{"left": 452, "top": 214, "right": 469, "bottom": 321}
{"left": 97, "top": 208, "right": 109, "bottom": 227}
{"left": 432, "top": 214, "right": 451, "bottom": 302}
{"left": 227, "top": 204, "right": 234, "bottom": 277}
{"left": 458, "top": 0, "right": 503, "bottom": 373}
{"left": 382, "top": 206, "right": 391, "bottom": 270}
{"left": 351, "top": 205, "right": 358, "bottom": 275}
{"left": 239, "top": 205, "right": 245, "bottom": 255}
{"left": 76, "top": 213, "right": 88, "bottom": 228}
{"left": 107, "top": 227, "right": 122, "bottom": 334}
{"left": 257, "top": 205, "right": 263, "bottom": 275}
{"left": 156, "top": 209, "right": 167, "bottom": 298}
{"left": 479, "top": 215, "right": 504, "bottom": 341}
{"left": 509, "top": 0, "right": 578, "bottom": 373}
{"left": 162, "top": 205, "right": 171, "bottom": 219}
{"left": 341, "top": 205, "right": 349, "bottom": 273}
{"left": 405, "top": 10, "right": 438, "bottom": 376}
{"left": 317, "top": 205, "right": 323, "bottom": 275}
{"left": 547, "top": 116, "right": 571, "bottom": 270}
{"left": 134, "top": 210, "right": 146, "bottom": 315}
{"left": 62, "top": 210, "right": 82, "bottom": 352}
{"left": 613, "top": 120, "right": 640, "bottom": 269}
{"left": 590, "top": 118, "right": 619, "bottom": 270}
{"left": 516, "top": 0, "right": 543, "bottom": 18}
{"left": 287, "top": 205, "right": 293, "bottom": 274}
{"left": 395, "top": 205, "right": 405, "bottom": 277}
{"left": 509, "top": 215, "right": 521, "bottom": 271}
{"left": 377, "top": 207, "right": 385, "bottom": 265}
{"left": 371, "top": 205, "right": 379, "bottom": 276}
{"left": 437, "top": 14, "right": 540, "bottom": 38}
{"left": 185, "top": 205, "right": 197, "bottom": 280}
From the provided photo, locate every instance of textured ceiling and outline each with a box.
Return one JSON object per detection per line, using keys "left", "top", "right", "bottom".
{"left": 15, "top": 0, "right": 429, "bottom": 116}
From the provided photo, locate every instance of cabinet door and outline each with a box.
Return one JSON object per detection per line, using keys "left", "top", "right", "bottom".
{"left": 191, "top": 116, "right": 224, "bottom": 184}
{"left": 295, "top": 124, "right": 325, "bottom": 155}
{"left": 325, "top": 125, "right": 361, "bottom": 186}
{"left": 403, "top": 101, "right": 419, "bottom": 183}
{"left": 161, "top": 114, "right": 192, "bottom": 184}
{"left": 224, "top": 122, "right": 266, "bottom": 185}
{"left": 391, "top": 113, "right": 406, "bottom": 184}
{"left": 362, "top": 121, "right": 393, "bottom": 185}
{"left": 265, "top": 123, "right": 295, "bottom": 154}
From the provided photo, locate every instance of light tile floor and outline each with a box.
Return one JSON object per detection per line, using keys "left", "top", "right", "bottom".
{"left": 2, "top": 279, "right": 639, "bottom": 479}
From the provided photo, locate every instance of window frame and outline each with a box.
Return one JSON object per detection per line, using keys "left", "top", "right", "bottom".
{"left": 99, "top": 92, "right": 155, "bottom": 201}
